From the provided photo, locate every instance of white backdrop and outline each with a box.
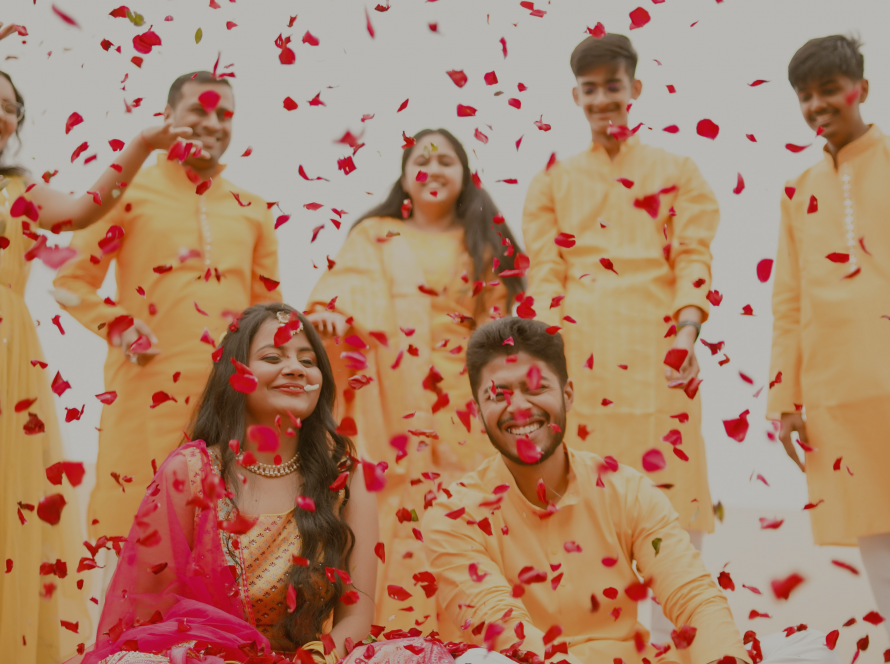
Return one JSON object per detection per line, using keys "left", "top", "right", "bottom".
{"left": 7, "top": 0, "right": 888, "bottom": 513}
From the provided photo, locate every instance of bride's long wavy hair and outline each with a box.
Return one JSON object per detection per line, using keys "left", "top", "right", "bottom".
{"left": 188, "top": 302, "right": 357, "bottom": 647}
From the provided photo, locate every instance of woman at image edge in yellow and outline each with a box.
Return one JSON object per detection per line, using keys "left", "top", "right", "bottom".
{"left": 306, "top": 129, "right": 524, "bottom": 632}
{"left": 0, "top": 36, "right": 207, "bottom": 663}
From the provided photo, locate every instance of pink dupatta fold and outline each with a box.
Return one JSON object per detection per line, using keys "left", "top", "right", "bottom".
{"left": 80, "top": 441, "right": 272, "bottom": 663}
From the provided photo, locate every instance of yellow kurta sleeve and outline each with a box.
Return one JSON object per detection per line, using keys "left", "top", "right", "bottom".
{"left": 308, "top": 220, "right": 394, "bottom": 334}
{"left": 53, "top": 211, "right": 129, "bottom": 340}
{"left": 424, "top": 504, "right": 584, "bottom": 664}
{"left": 250, "top": 205, "right": 283, "bottom": 305}
{"left": 668, "top": 159, "right": 719, "bottom": 321}
{"left": 522, "top": 169, "right": 566, "bottom": 327}
{"left": 628, "top": 472, "right": 748, "bottom": 664}
{"left": 766, "top": 189, "right": 803, "bottom": 419}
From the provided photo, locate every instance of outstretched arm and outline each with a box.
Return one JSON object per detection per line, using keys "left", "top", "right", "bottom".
{"left": 28, "top": 122, "right": 203, "bottom": 231}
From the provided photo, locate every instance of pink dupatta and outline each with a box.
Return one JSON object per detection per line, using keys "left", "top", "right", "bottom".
{"left": 79, "top": 441, "right": 273, "bottom": 663}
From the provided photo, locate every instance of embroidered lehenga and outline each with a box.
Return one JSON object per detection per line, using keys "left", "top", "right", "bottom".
{"left": 79, "top": 441, "right": 461, "bottom": 664}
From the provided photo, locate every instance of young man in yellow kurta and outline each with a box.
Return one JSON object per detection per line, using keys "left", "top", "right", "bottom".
{"left": 54, "top": 72, "right": 281, "bottom": 542}
{"left": 423, "top": 317, "right": 748, "bottom": 664}
{"left": 769, "top": 35, "right": 890, "bottom": 635}
{"left": 521, "top": 34, "right": 718, "bottom": 642}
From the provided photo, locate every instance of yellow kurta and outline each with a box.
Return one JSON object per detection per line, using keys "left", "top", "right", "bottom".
{"left": 768, "top": 125, "right": 890, "bottom": 546}
{"left": 307, "top": 217, "right": 508, "bottom": 632}
{"left": 423, "top": 447, "right": 748, "bottom": 664}
{"left": 0, "top": 178, "right": 90, "bottom": 662}
{"left": 522, "top": 136, "right": 718, "bottom": 532}
{"left": 53, "top": 155, "right": 281, "bottom": 539}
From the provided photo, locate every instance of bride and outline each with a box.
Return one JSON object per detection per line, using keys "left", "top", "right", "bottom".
{"left": 78, "top": 303, "right": 378, "bottom": 663}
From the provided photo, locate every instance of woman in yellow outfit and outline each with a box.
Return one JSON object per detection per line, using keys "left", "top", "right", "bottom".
{"left": 306, "top": 129, "right": 524, "bottom": 632}
{"left": 0, "top": 53, "right": 210, "bottom": 663}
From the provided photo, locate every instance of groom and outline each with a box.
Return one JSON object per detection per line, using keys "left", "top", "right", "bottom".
{"left": 54, "top": 71, "right": 281, "bottom": 544}
{"left": 424, "top": 318, "right": 836, "bottom": 664}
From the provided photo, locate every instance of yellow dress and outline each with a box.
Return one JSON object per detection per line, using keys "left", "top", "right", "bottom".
{"left": 423, "top": 447, "right": 749, "bottom": 664}
{"left": 768, "top": 125, "right": 890, "bottom": 546}
{"left": 522, "top": 136, "right": 718, "bottom": 532}
{"left": 53, "top": 155, "right": 282, "bottom": 540}
{"left": 307, "top": 217, "right": 508, "bottom": 632}
{"left": 0, "top": 177, "right": 91, "bottom": 662}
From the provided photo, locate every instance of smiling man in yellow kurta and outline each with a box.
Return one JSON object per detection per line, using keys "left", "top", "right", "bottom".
{"left": 769, "top": 35, "right": 890, "bottom": 635}
{"left": 53, "top": 72, "right": 281, "bottom": 541}
{"left": 521, "top": 35, "right": 719, "bottom": 644}
{"left": 522, "top": 38, "right": 716, "bottom": 533}
{"left": 424, "top": 318, "right": 748, "bottom": 664}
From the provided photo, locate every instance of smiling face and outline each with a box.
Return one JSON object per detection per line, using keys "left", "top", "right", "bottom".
{"left": 475, "top": 351, "right": 573, "bottom": 466}
{"left": 244, "top": 318, "right": 324, "bottom": 426}
{"left": 795, "top": 74, "right": 869, "bottom": 149}
{"left": 166, "top": 81, "right": 234, "bottom": 171}
{"left": 572, "top": 63, "right": 642, "bottom": 139}
{"left": 401, "top": 133, "right": 465, "bottom": 213}
{"left": 0, "top": 74, "right": 21, "bottom": 155}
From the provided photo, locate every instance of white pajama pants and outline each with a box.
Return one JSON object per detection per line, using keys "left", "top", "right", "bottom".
{"left": 455, "top": 629, "right": 841, "bottom": 664}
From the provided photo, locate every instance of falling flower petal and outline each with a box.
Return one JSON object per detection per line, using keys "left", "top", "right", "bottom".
{"left": 723, "top": 410, "right": 750, "bottom": 442}
{"left": 642, "top": 448, "right": 666, "bottom": 472}
{"left": 247, "top": 424, "right": 278, "bottom": 452}
{"left": 65, "top": 112, "right": 83, "bottom": 135}
{"left": 663, "top": 349, "right": 688, "bottom": 371}
{"left": 51, "top": 4, "right": 81, "bottom": 27}
{"left": 771, "top": 573, "right": 805, "bottom": 600}
{"left": 628, "top": 7, "right": 650, "bottom": 29}
{"left": 446, "top": 70, "right": 468, "bottom": 87}
{"left": 37, "top": 494, "right": 67, "bottom": 525}
{"left": 554, "top": 232, "right": 576, "bottom": 248}
{"left": 756, "top": 259, "right": 773, "bottom": 282}
{"left": 696, "top": 119, "right": 720, "bottom": 139}
{"left": 516, "top": 437, "right": 543, "bottom": 464}
{"left": 831, "top": 560, "right": 860, "bottom": 575}
{"left": 361, "top": 458, "right": 386, "bottom": 491}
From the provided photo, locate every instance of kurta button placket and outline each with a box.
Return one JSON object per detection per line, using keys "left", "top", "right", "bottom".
{"left": 199, "top": 196, "right": 212, "bottom": 266}
{"left": 839, "top": 166, "right": 858, "bottom": 268}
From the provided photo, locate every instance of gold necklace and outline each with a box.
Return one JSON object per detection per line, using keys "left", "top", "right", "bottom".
{"left": 240, "top": 451, "right": 300, "bottom": 478}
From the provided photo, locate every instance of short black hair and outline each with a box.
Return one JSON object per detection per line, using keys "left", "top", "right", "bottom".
{"left": 466, "top": 317, "right": 568, "bottom": 400}
{"left": 570, "top": 33, "right": 638, "bottom": 79}
{"left": 788, "top": 35, "right": 864, "bottom": 90}
{"left": 167, "top": 71, "right": 232, "bottom": 108}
